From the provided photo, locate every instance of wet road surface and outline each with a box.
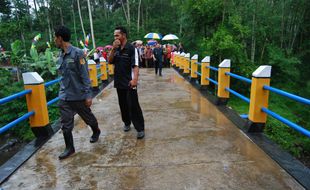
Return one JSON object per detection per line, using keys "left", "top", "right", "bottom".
{"left": 0, "top": 68, "right": 304, "bottom": 190}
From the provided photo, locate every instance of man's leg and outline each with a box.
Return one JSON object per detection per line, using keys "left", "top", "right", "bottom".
{"left": 58, "top": 100, "right": 76, "bottom": 160}
{"left": 70, "top": 101, "right": 100, "bottom": 143}
{"left": 117, "top": 88, "right": 131, "bottom": 131}
{"left": 155, "top": 61, "right": 159, "bottom": 75}
{"left": 128, "top": 89, "right": 145, "bottom": 139}
{"left": 159, "top": 61, "right": 163, "bottom": 76}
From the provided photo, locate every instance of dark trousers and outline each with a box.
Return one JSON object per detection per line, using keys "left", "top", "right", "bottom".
{"left": 146, "top": 58, "right": 153, "bottom": 68}
{"left": 155, "top": 60, "right": 163, "bottom": 75}
{"left": 59, "top": 100, "right": 98, "bottom": 133}
{"left": 116, "top": 88, "right": 144, "bottom": 132}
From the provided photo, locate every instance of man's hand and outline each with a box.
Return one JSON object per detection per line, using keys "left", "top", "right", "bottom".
{"left": 112, "top": 39, "right": 121, "bottom": 49}
{"left": 85, "top": 98, "right": 92, "bottom": 107}
{"left": 129, "top": 79, "right": 138, "bottom": 89}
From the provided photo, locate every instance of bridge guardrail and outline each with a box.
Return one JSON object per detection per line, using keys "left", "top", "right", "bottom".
{"left": 0, "top": 58, "right": 113, "bottom": 137}
{"left": 172, "top": 51, "right": 310, "bottom": 138}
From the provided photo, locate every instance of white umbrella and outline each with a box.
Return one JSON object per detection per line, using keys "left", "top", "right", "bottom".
{"left": 135, "top": 40, "right": 143, "bottom": 44}
{"left": 162, "top": 34, "right": 179, "bottom": 40}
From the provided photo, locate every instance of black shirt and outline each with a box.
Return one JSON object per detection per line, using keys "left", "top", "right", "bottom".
{"left": 111, "top": 42, "right": 138, "bottom": 89}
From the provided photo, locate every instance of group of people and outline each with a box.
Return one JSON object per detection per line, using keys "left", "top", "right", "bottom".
{"left": 93, "top": 47, "right": 111, "bottom": 64}
{"left": 54, "top": 25, "right": 145, "bottom": 160}
{"left": 133, "top": 42, "right": 184, "bottom": 76}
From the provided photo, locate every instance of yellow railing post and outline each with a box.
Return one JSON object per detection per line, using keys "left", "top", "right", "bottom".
{"left": 22, "top": 72, "right": 51, "bottom": 138}
{"left": 190, "top": 54, "right": 198, "bottom": 81}
{"left": 176, "top": 52, "right": 181, "bottom": 68}
{"left": 100, "top": 57, "right": 108, "bottom": 81}
{"left": 180, "top": 52, "right": 186, "bottom": 71}
{"left": 171, "top": 52, "right": 175, "bottom": 67}
{"left": 201, "top": 56, "right": 210, "bottom": 87}
{"left": 174, "top": 52, "right": 178, "bottom": 68}
{"left": 88, "top": 60, "right": 98, "bottom": 88}
{"left": 108, "top": 61, "right": 114, "bottom": 76}
{"left": 183, "top": 53, "right": 190, "bottom": 74}
{"left": 217, "top": 59, "right": 231, "bottom": 105}
{"left": 248, "top": 66, "right": 272, "bottom": 132}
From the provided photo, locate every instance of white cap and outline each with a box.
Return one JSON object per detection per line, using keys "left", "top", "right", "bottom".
{"left": 88, "top": 59, "right": 96, "bottom": 65}
{"left": 181, "top": 52, "right": 186, "bottom": 56}
{"left": 202, "top": 56, "right": 210, "bottom": 62}
{"left": 252, "top": 65, "right": 272, "bottom": 78}
{"left": 22, "top": 72, "right": 44, "bottom": 85}
{"left": 191, "top": 54, "right": 198, "bottom": 60}
{"left": 185, "top": 53, "right": 190, "bottom": 58}
{"left": 100, "top": 57, "right": 106, "bottom": 62}
{"left": 219, "top": 59, "right": 231, "bottom": 68}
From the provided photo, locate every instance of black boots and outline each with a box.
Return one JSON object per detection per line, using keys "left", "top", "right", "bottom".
{"left": 59, "top": 127, "right": 100, "bottom": 160}
{"left": 90, "top": 126, "right": 101, "bottom": 143}
{"left": 59, "top": 131, "right": 75, "bottom": 160}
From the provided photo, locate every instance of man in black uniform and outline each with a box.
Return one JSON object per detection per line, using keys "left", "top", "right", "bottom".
{"left": 152, "top": 43, "right": 163, "bottom": 76}
{"left": 108, "top": 26, "right": 145, "bottom": 139}
{"left": 55, "top": 26, "right": 101, "bottom": 160}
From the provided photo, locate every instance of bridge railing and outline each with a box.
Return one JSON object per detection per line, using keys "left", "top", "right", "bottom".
{"left": 0, "top": 57, "right": 113, "bottom": 137}
{"left": 172, "top": 52, "right": 310, "bottom": 138}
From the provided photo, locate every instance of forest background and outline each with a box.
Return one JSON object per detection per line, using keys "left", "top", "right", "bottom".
{"left": 0, "top": 0, "right": 309, "bottom": 166}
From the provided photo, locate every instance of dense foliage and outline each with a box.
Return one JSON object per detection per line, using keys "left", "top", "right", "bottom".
{"left": 0, "top": 0, "right": 309, "bottom": 163}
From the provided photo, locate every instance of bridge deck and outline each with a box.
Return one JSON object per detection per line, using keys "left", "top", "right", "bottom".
{"left": 1, "top": 69, "right": 303, "bottom": 189}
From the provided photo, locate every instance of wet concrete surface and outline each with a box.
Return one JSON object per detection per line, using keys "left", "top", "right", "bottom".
{"left": 0, "top": 68, "right": 304, "bottom": 190}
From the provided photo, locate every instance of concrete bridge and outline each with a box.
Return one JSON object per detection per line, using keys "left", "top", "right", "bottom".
{"left": 0, "top": 69, "right": 304, "bottom": 189}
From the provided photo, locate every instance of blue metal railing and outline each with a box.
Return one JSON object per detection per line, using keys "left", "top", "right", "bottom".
{"left": 225, "top": 72, "right": 252, "bottom": 84}
{"left": 0, "top": 111, "right": 35, "bottom": 135}
{"left": 206, "top": 77, "right": 218, "bottom": 86}
{"left": 225, "top": 87, "right": 250, "bottom": 103}
{"left": 0, "top": 89, "right": 32, "bottom": 105}
{"left": 240, "top": 114, "right": 248, "bottom": 119}
{"left": 47, "top": 97, "right": 60, "bottom": 107}
{"left": 207, "top": 66, "right": 218, "bottom": 72}
{"left": 96, "top": 64, "right": 101, "bottom": 69}
{"left": 263, "top": 86, "right": 310, "bottom": 106}
{"left": 195, "top": 62, "right": 201, "bottom": 66}
{"left": 97, "top": 74, "right": 103, "bottom": 78}
{"left": 0, "top": 78, "right": 61, "bottom": 134}
{"left": 262, "top": 107, "right": 310, "bottom": 138}
{"left": 44, "top": 78, "right": 61, "bottom": 87}
{"left": 195, "top": 71, "right": 201, "bottom": 76}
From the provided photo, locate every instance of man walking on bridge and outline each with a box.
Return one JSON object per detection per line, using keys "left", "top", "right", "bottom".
{"left": 108, "top": 26, "right": 145, "bottom": 139}
{"left": 54, "top": 26, "right": 101, "bottom": 160}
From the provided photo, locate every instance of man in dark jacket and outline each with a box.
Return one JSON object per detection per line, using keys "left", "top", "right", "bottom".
{"left": 55, "top": 26, "right": 101, "bottom": 160}
{"left": 108, "top": 26, "right": 145, "bottom": 139}
{"left": 152, "top": 43, "right": 163, "bottom": 76}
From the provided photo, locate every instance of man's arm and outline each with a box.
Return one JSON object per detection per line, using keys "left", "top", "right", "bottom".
{"left": 108, "top": 48, "right": 116, "bottom": 64}
{"left": 129, "top": 48, "right": 139, "bottom": 88}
